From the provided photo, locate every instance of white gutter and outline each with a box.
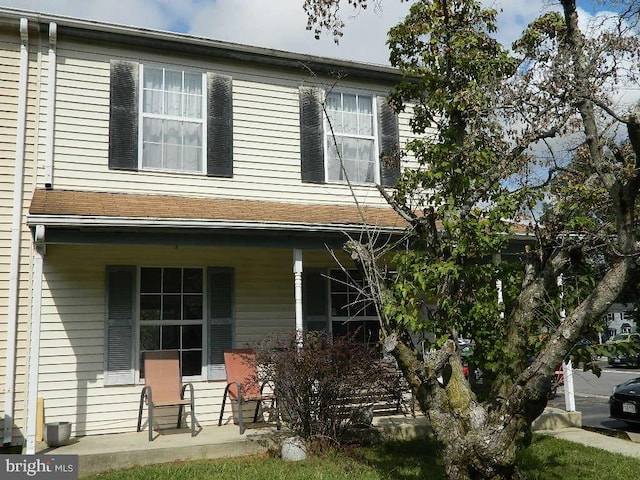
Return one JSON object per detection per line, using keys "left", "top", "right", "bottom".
{"left": 44, "top": 22, "right": 57, "bottom": 188}
{"left": 25, "top": 215, "right": 406, "bottom": 234}
{"left": 3, "top": 17, "right": 29, "bottom": 446}
{"left": 25, "top": 225, "right": 46, "bottom": 454}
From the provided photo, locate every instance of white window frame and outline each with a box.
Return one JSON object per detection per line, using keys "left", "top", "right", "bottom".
{"left": 323, "top": 90, "right": 380, "bottom": 185}
{"left": 136, "top": 266, "right": 207, "bottom": 382}
{"left": 138, "top": 64, "right": 208, "bottom": 175}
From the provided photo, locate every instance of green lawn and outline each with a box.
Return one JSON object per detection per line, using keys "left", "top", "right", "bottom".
{"left": 81, "top": 435, "right": 640, "bottom": 480}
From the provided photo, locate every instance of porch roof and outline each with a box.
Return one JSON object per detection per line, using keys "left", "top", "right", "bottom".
{"left": 27, "top": 189, "right": 409, "bottom": 248}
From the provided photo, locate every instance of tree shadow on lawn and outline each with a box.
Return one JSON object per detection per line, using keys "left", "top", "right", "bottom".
{"left": 347, "top": 437, "right": 448, "bottom": 480}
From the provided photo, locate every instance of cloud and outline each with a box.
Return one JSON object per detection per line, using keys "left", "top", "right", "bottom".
{"left": 0, "top": 0, "right": 622, "bottom": 64}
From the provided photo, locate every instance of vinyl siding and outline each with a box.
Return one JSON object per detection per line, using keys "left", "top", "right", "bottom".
{"left": 41, "top": 39, "right": 417, "bottom": 206}
{"left": 37, "top": 244, "right": 337, "bottom": 436}
{"left": 0, "top": 30, "right": 43, "bottom": 443}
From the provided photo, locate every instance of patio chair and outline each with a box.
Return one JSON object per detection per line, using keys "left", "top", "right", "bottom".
{"left": 218, "top": 349, "right": 280, "bottom": 434}
{"left": 137, "top": 350, "right": 196, "bottom": 441}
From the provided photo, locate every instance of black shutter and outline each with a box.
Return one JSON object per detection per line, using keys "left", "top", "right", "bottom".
{"left": 109, "top": 61, "right": 139, "bottom": 171}
{"left": 104, "top": 266, "right": 136, "bottom": 385}
{"left": 207, "top": 73, "right": 233, "bottom": 177}
{"left": 377, "top": 95, "right": 400, "bottom": 186}
{"left": 208, "top": 267, "right": 234, "bottom": 380}
{"left": 303, "top": 269, "right": 329, "bottom": 332}
{"left": 300, "top": 86, "right": 325, "bottom": 183}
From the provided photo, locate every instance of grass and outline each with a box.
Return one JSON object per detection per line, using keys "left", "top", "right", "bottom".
{"left": 83, "top": 434, "right": 640, "bottom": 480}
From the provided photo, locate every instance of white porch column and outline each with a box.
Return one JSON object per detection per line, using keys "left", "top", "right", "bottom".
{"left": 557, "top": 274, "right": 576, "bottom": 412}
{"left": 293, "top": 249, "right": 303, "bottom": 347}
{"left": 25, "top": 226, "right": 46, "bottom": 454}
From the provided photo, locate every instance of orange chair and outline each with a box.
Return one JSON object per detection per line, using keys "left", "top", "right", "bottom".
{"left": 218, "top": 349, "right": 280, "bottom": 434}
{"left": 137, "top": 350, "right": 196, "bottom": 441}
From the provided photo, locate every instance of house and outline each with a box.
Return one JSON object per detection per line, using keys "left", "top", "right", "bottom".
{"left": 0, "top": 7, "right": 416, "bottom": 452}
{"left": 602, "top": 303, "right": 638, "bottom": 341}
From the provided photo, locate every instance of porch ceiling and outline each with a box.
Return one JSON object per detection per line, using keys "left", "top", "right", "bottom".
{"left": 26, "top": 189, "right": 409, "bottom": 248}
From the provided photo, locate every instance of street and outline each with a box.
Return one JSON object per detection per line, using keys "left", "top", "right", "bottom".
{"left": 548, "top": 361, "right": 640, "bottom": 435}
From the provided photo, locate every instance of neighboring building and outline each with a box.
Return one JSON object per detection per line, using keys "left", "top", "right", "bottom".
{"left": 0, "top": 8, "right": 416, "bottom": 451}
{"left": 603, "top": 303, "right": 638, "bottom": 340}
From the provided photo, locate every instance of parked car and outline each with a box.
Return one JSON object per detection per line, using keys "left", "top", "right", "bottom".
{"left": 609, "top": 377, "right": 640, "bottom": 424}
{"left": 606, "top": 333, "right": 640, "bottom": 367}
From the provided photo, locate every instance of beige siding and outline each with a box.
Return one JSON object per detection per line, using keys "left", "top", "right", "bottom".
{"left": 0, "top": 29, "right": 44, "bottom": 444}
{"left": 36, "top": 244, "right": 338, "bottom": 436}
{"left": 41, "top": 39, "right": 418, "bottom": 207}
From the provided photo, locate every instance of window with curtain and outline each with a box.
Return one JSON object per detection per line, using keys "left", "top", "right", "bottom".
{"left": 325, "top": 92, "right": 376, "bottom": 184}
{"left": 141, "top": 66, "right": 205, "bottom": 173}
{"left": 139, "top": 267, "right": 204, "bottom": 378}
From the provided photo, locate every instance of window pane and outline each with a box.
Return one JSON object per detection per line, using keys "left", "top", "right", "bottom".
{"left": 141, "top": 268, "right": 162, "bottom": 293}
{"left": 326, "top": 109, "right": 342, "bottom": 133}
{"left": 343, "top": 94, "right": 357, "bottom": 112}
{"left": 144, "top": 67, "right": 163, "bottom": 90}
{"left": 327, "top": 138, "right": 342, "bottom": 181}
{"left": 163, "top": 120, "right": 181, "bottom": 147}
{"left": 183, "top": 295, "right": 203, "bottom": 320}
{"left": 143, "top": 118, "right": 162, "bottom": 143}
{"left": 331, "top": 293, "right": 349, "bottom": 316}
{"left": 163, "top": 144, "right": 181, "bottom": 170}
{"left": 184, "top": 94, "right": 202, "bottom": 118}
{"left": 162, "top": 295, "right": 181, "bottom": 320}
{"left": 163, "top": 268, "right": 181, "bottom": 293}
{"left": 183, "top": 123, "right": 201, "bottom": 147}
{"left": 183, "top": 146, "right": 201, "bottom": 172}
{"left": 343, "top": 112, "right": 358, "bottom": 134}
{"left": 183, "top": 268, "right": 203, "bottom": 293}
{"left": 358, "top": 96, "right": 372, "bottom": 115}
{"left": 140, "top": 295, "right": 161, "bottom": 320}
{"left": 164, "top": 70, "right": 182, "bottom": 93}
{"left": 357, "top": 96, "right": 373, "bottom": 135}
{"left": 184, "top": 72, "right": 202, "bottom": 95}
{"left": 165, "top": 92, "right": 182, "bottom": 117}
{"left": 326, "top": 92, "right": 341, "bottom": 111}
{"left": 143, "top": 88, "right": 163, "bottom": 115}
{"left": 182, "top": 324, "right": 202, "bottom": 349}
{"left": 142, "top": 142, "right": 162, "bottom": 169}
{"left": 161, "top": 325, "right": 180, "bottom": 349}
{"left": 181, "top": 350, "right": 202, "bottom": 377}
{"left": 140, "top": 325, "right": 160, "bottom": 351}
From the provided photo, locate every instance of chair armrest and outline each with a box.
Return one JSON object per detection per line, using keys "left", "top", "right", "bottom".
{"left": 181, "top": 382, "right": 195, "bottom": 400}
{"left": 142, "top": 385, "right": 153, "bottom": 405}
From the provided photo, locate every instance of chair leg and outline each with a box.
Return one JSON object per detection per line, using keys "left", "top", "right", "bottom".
{"left": 253, "top": 400, "right": 261, "bottom": 423}
{"left": 137, "top": 390, "right": 145, "bottom": 432}
{"left": 190, "top": 398, "right": 196, "bottom": 437}
{"left": 238, "top": 398, "right": 245, "bottom": 435}
{"left": 218, "top": 388, "right": 229, "bottom": 426}
{"left": 148, "top": 402, "right": 154, "bottom": 442}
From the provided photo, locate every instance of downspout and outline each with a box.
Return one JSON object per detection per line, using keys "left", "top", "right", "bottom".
{"left": 44, "top": 22, "right": 57, "bottom": 189}
{"left": 24, "top": 21, "right": 57, "bottom": 454}
{"left": 3, "top": 17, "right": 29, "bottom": 446}
{"left": 25, "top": 226, "right": 46, "bottom": 455}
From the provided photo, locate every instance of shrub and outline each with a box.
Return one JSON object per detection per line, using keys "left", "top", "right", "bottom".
{"left": 253, "top": 330, "right": 406, "bottom": 445}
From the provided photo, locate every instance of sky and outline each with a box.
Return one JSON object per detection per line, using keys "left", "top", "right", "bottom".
{"left": 0, "top": 0, "right": 620, "bottom": 66}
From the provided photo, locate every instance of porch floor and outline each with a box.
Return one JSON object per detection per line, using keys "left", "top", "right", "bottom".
{"left": 36, "top": 415, "right": 429, "bottom": 477}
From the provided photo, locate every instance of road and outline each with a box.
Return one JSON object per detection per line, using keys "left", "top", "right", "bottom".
{"left": 548, "top": 361, "right": 640, "bottom": 435}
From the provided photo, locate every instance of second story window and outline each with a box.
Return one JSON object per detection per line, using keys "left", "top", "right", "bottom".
{"left": 299, "top": 85, "right": 400, "bottom": 187}
{"left": 140, "top": 66, "right": 206, "bottom": 173}
{"left": 109, "top": 60, "right": 233, "bottom": 177}
{"left": 325, "top": 92, "right": 376, "bottom": 184}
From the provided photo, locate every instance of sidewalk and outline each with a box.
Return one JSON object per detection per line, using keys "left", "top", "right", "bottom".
{"left": 538, "top": 427, "right": 640, "bottom": 458}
